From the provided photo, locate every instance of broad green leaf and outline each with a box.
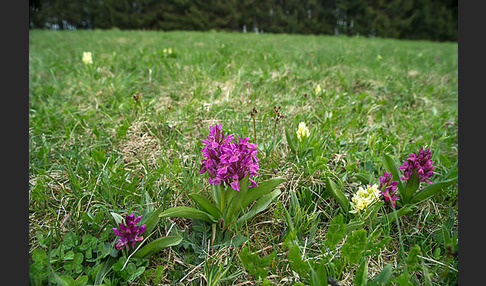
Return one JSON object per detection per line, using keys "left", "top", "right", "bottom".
{"left": 325, "top": 177, "right": 350, "bottom": 212}
{"left": 111, "top": 256, "right": 126, "bottom": 272}
{"left": 110, "top": 212, "right": 124, "bottom": 225}
{"left": 341, "top": 229, "right": 367, "bottom": 265}
{"left": 324, "top": 214, "right": 346, "bottom": 249}
{"left": 224, "top": 175, "right": 250, "bottom": 227}
{"left": 285, "top": 127, "right": 296, "bottom": 153}
{"left": 240, "top": 177, "right": 285, "bottom": 212}
{"left": 134, "top": 236, "right": 183, "bottom": 258}
{"left": 355, "top": 172, "right": 371, "bottom": 185}
{"left": 411, "top": 177, "right": 457, "bottom": 204}
{"left": 143, "top": 206, "right": 165, "bottom": 235}
{"left": 62, "top": 232, "right": 78, "bottom": 249}
{"left": 402, "top": 170, "right": 419, "bottom": 204}
{"left": 354, "top": 260, "right": 368, "bottom": 286}
{"left": 369, "top": 264, "right": 393, "bottom": 286}
{"left": 236, "top": 189, "right": 281, "bottom": 228}
{"left": 382, "top": 154, "right": 405, "bottom": 195}
{"left": 189, "top": 193, "right": 222, "bottom": 219}
{"left": 159, "top": 206, "right": 217, "bottom": 223}
{"left": 211, "top": 184, "right": 223, "bottom": 210}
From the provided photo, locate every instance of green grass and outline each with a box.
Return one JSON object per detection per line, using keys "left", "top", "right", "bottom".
{"left": 29, "top": 29, "right": 458, "bottom": 285}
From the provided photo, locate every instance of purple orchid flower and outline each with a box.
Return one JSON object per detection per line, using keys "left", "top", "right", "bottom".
{"left": 112, "top": 213, "right": 146, "bottom": 250}
{"left": 399, "top": 147, "right": 435, "bottom": 184}
{"left": 378, "top": 171, "right": 400, "bottom": 207}
{"left": 200, "top": 124, "right": 259, "bottom": 191}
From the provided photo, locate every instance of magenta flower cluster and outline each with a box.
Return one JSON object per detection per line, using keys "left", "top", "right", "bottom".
{"left": 399, "top": 147, "right": 435, "bottom": 184}
{"left": 112, "top": 213, "right": 146, "bottom": 250}
{"left": 200, "top": 124, "right": 259, "bottom": 191}
{"left": 378, "top": 171, "right": 400, "bottom": 207}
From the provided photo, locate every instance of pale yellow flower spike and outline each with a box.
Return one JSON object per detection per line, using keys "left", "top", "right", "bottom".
{"left": 350, "top": 184, "right": 380, "bottom": 213}
{"left": 315, "top": 84, "right": 321, "bottom": 94}
{"left": 297, "top": 122, "right": 310, "bottom": 142}
{"left": 82, "top": 52, "right": 93, "bottom": 65}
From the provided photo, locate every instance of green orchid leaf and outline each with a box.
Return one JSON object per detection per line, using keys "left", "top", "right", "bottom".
{"left": 236, "top": 189, "right": 281, "bottom": 228}
{"left": 189, "top": 193, "right": 222, "bottom": 219}
{"left": 133, "top": 236, "right": 183, "bottom": 258}
{"left": 211, "top": 184, "right": 223, "bottom": 210}
{"left": 325, "top": 177, "right": 350, "bottom": 212}
{"left": 285, "top": 127, "right": 296, "bottom": 153}
{"left": 240, "top": 177, "right": 285, "bottom": 211}
{"left": 355, "top": 172, "right": 372, "bottom": 185}
{"left": 382, "top": 154, "right": 405, "bottom": 195}
{"left": 411, "top": 177, "right": 458, "bottom": 204}
{"left": 143, "top": 206, "right": 165, "bottom": 235}
{"left": 224, "top": 175, "right": 250, "bottom": 227}
{"left": 402, "top": 170, "right": 419, "bottom": 204}
{"left": 159, "top": 206, "right": 217, "bottom": 223}
{"left": 110, "top": 212, "right": 124, "bottom": 225}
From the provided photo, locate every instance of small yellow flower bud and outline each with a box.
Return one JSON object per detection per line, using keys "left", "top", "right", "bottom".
{"left": 82, "top": 52, "right": 92, "bottom": 65}
{"left": 296, "top": 122, "right": 310, "bottom": 142}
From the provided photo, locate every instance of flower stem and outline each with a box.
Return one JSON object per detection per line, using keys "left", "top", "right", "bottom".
{"left": 220, "top": 186, "right": 226, "bottom": 215}
{"left": 392, "top": 204, "right": 406, "bottom": 262}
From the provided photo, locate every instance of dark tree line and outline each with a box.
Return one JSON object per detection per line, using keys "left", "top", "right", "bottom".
{"left": 29, "top": 0, "right": 457, "bottom": 42}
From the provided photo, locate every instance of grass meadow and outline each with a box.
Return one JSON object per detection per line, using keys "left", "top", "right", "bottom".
{"left": 29, "top": 29, "right": 458, "bottom": 285}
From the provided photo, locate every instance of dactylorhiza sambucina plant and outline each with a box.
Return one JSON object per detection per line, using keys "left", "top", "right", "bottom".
{"left": 285, "top": 121, "right": 314, "bottom": 156}
{"left": 111, "top": 212, "right": 182, "bottom": 259}
{"left": 399, "top": 146, "right": 435, "bottom": 184}
{"left": 199, "top": 124, "right": 260, "bottom": 191}
{"left": 378, "top": 171, "right": 400, "bottom": 207}
{"left": 382, "top": 146, "right": 457, "bottom": 206}
{"left": 296, "top": 122, "right": 310, "bottom": 142}
{"left": 349, "top": 184, "right": 381, "bottom": 214}
{"left": 82, "top": 51, "right": 93, "bottom": 65}
{"left": 113, "top": 213, "right": 146, "bottom": 251}
{"left": 160, "top": 124, "right": 284, "bottom": 234}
